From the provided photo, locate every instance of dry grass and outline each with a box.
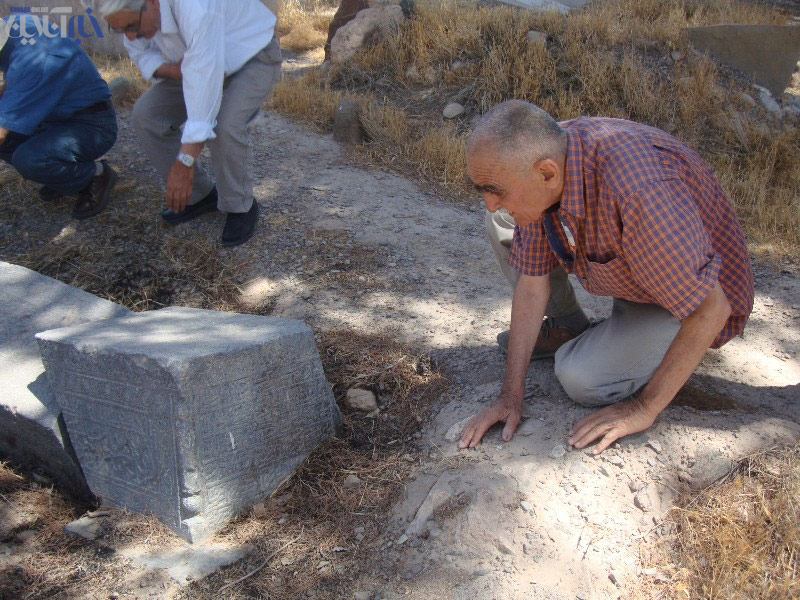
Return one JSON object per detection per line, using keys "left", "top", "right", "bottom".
{"left": 276, "top": 0, "right": 336, "bottom": 52}
{"left": 662, "top": 442, "right": 800, "bottom": 599}
{"left": 272, "top": 0, "right": 799, "bottom": 251}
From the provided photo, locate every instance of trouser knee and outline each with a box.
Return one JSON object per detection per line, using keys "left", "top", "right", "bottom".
{"left": 554, "top": 353, "right": 617, "bottom": 408}
{"left": 10, "top": 144, "right": 44, "bottom": 181}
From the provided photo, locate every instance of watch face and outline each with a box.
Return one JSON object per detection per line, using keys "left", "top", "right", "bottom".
{"left": 179, "top": 154, "right": 194, "bottom": 167}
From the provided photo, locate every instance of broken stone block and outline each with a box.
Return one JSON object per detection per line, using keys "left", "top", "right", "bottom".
{"left": 36, "top": 307, "right": 341, "bottom": 542}
{"left": 331, "top": 5, "right": 405, "bottom": 64}
{"left": 333, "top": 99, "right": 365, "bottom": 144}
{"left": 686, "top": 25, "right": 800, "bottom": 98}
{"left": 0, "top": 261, "right": 130, "bottom": 500}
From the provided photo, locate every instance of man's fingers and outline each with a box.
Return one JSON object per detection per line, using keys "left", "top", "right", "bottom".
{"left": 568, "top": 413, "right": 601, "bottom": 446}
{"left": 572, "top": 421, "right": 613, "bottom": 449}
{"left": 591, "top": 429, "right": 621, "bottom": 455}
{"left": 501, "top": 411, "right": 521, "bottom": 442}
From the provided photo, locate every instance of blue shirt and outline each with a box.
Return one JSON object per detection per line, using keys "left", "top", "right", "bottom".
{"left": 0, "top": 15, "right": 111, "bottom": 136}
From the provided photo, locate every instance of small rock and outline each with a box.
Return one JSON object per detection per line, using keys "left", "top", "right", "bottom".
{"left": 402, "top": 453, "right": 414, "bottom": 462}
{"left": 278, "top": 516, "right": 289, "bottom": 525}
{"left": 736, "top": 92, "right": 757, "bottom": 108}
{"left": 646, "top": 440, "right": 663, "bottom": 454}
{"left": 396, "top": 534, "right": 408, "bottom": 545}
{"left": 64, "top": 516, "right": 103, "bottom": 540}
{"left": 670, "top": 50, "right": 683, "bottom": 62}
{"left": 109, "top": 76, "right": 138, "bottom": 106}
{"left": 526, "top": 30, "right": 546, "bottom": 44}
{"left": 355, "top": 592, "right": 371, "bottom": 600}
{"left": 609, "top": 569, "right": 620, "bottom": 586}
{"left": 757, "top": 89, "right": 782, "bottom": 119}
{"left": 628, "top": 479, "right": 646, "bottom": 493}
{"left": 599, "top": 465, "right": 612, "bottom": 477}
{"left": 569, "top": 460, "right": 592, "bottom": 476}
{"left": 444, "top": 416, "right": 473, "bottom": 442}
{"left": 443, "top": 103, "right": 465, "bottom": 119}
{"left": 690, "top": 451, "right": 733, "bottom": 490}
{"left": 429, "top": 527, "right": 443, "bottom": 538}
{"left": 344, "top": 474, "right": 362, "bottom": 488}
{"left": 634, "top": 489, "right": 652, "bottom": 512}
{"left": 345, "top": 388, "right": 378, "bottom": 412}
{"left": 549, "top": 444, "right": 567, "bottom": 459}
{"left": 606, "top": 455, "right": 624, "bottom": 467}
{"left": 516, "top": 419, "right": 538, "bottom": 436}
{"left": 520, "top": 500, "right": 534, "bottom": 514}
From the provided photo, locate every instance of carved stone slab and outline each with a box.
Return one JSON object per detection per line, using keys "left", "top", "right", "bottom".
{"left": 0, "top": 261, "right": 130, "bottom": 499}
{"left": 36, "top": 307, "right": 340, "bottom": 542}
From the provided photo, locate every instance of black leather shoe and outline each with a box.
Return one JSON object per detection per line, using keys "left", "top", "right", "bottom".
{"left": 161, "top": 187, "right": 219, "bottom": 225}
{"left": 221, "top": 200, "right": 259, "bottom": 247}
{"left": 39, "top": 186, "right": 66, "bottom": 201}
{"left": 72, "top": 161, "right": 118, "bottom": 220}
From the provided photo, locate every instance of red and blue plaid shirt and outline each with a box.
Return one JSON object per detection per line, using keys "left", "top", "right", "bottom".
{"left": 509, "top": 117, "right": 754, "bottom": 348}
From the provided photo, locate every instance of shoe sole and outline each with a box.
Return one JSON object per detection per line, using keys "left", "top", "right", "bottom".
{"left": 161, "top": 202, "right": 219, "bottom": 226}
{"left": 71, "top": 167, "right": 118, "bottom": 221}
{"left": 221, "top": 202, "right": 259, "bottom": 247}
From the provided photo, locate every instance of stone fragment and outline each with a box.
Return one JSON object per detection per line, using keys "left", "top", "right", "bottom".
{"left": 549, "top": 443, "right": 567, "bottom": 459}
{"left": 689, "top": 450, "right": 734, "bottom": 490}
{"left": 756, "top": 87, "right": 782, "bottom": 119}
{"left": 119, "top": 542, "right": 250, "bottom": 585}
{"left": 396, "top": 533, "right": 408, "bottom": 545}
{"left": 345, "top": 388, "right": 378, "bottom": 412}
{"left": 498, "top": 0, "right": 570, "bottom": 13}
{"left": 0, "top": 261, "right": 130, "bottom": 500}
{"left": 606, "top": 455, "right": 624, "bottom": 467}
{"left": 516, "top": 418, "right": 538, "bottom": 436}
{"left": 526, "top": 30, "right": 546, "bottom": 44}
{"left": 331, "top": 5, "right": 405, "bottom": 64}
{"left": 634, "top": 489, "right": 652, "bottom": 512}
{"left": 354, "top": 593, "right": 371, "bottom": 600}
{"left": 686, "top": 25, "right": 800, "bottom": 97}
{"left": 628, "top": 478, "right": 646, "bottom": 493}
{"left": 520, "top": 500, "right": 534, "bottom": 514}
{"left": 333, "top": 99, "right": 365, "bottom": 144}
{"left": 444, "top": 416, "right": 473, "bottom": 442}
{"left": 569, "top": 460, "right": 592, "bottom": 476}
{"left": 64, "top": 515, "right": 105, "bottom": 540}
{"left": 344, "top": 474, "right": 362, "bottom": 488}
{"left": 646, "top": 440, "right": 663, "bottom": 454}
{"left": 443, "top": 103, "right": 465, "bottom": 119}
{"left": 406, "top": 472, "right": 456, "bottom": 536}
{"left": 670, "top": 50, "right": 683, "bottom": 62}
{"left": 108, "top": 76, "right": 139, "bottom": 107}
{"left": 37, "top": 307, "right": 340, "bottom": 543}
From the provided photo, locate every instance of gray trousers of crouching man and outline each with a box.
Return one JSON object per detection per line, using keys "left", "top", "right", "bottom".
{"left": 132, "top": 38, "right": 282, "bottom": 214}
{"left": 486, "top": 210, "right": 682, "bottom": 407}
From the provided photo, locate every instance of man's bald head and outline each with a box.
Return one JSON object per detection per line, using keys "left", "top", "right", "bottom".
{"left": 468, "top": 100, "right": 567, "bottom": 169}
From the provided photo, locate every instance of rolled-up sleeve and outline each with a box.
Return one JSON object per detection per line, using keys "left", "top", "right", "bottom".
{"left": 508, "top": 221, "right": 559, "bottom": 276}
{"left": 174, "top": 0, "right": 225, "bottom": 144}
{"left": 621, "top": 178, "right": 720, "bottom": 320}
{"left": 123, "top": 37, "right": 166, "bottom": 82}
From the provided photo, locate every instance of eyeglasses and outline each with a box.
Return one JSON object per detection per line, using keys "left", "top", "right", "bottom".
{"left": 109, "top": 8, "right": 143, "bottom": 34}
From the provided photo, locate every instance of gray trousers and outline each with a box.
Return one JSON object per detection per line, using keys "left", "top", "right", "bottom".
{"left": 486, "top": 210, "right": 681, "bottom": 407}
{"left": 132, "top": 38, "right": 282, "bottom": 213}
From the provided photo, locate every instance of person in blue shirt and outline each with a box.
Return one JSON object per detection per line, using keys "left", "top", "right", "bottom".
{"left": 0, "top": 14, "right": 118, "bottom": 220}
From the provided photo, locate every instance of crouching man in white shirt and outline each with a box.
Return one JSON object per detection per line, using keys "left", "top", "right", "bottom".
{"left": 85, "top": 0, "right": 282, "bottom": 246}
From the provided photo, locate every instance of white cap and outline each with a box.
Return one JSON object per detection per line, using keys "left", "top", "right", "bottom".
{"left": 0, "top": 19, "right": 8, "bottom": 53}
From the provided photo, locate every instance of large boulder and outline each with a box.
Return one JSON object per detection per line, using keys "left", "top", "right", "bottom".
{"left": 686, "top": 25, "right": 800, "bottom": 98}
{"left": 330, "top": 5, "right": 406, "bottom": 65}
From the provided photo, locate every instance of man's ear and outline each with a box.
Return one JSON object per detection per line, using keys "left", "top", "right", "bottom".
{"left": 537, "top": 158, "right": 562, "bottom": 189}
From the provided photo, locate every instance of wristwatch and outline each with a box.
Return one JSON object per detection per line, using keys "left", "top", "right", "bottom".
{"left": 177, "top": 152, "right": 195, "bottom": 168}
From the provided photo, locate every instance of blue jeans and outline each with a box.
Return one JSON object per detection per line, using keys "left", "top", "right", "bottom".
{"left": 0, "top": 108, "right": 118, "bottom": 194}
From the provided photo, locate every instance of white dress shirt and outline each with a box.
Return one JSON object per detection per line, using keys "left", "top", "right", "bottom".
{"left": 124, "top": 0, "right": 276, "bottom": 144}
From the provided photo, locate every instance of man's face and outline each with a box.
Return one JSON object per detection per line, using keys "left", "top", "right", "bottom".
{"left": 467, "top": 149, "right": 564, "bottom": 227}
{"left": 106, "top": 0, "right": 160, "bottom": 41}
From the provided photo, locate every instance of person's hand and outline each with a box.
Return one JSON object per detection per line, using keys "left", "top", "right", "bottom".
{"left": 166, "top": 160, "right": 194, "bottom": 212}
{"left": 0, "top": 127, "right": 8, "bottom": 145}
{"left": 459, "top": 392, "right": 522, "bottom": 448}
{"left": 568, "top": 397, "right": 657, "bottom": 455}
{"left": 155, "top": 61, "right": 182, "bottom": 80}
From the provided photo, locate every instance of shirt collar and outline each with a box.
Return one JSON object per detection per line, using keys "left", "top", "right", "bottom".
{"left": 159, "top": 0, "right": 179, "bottom": 35}
{"left": 559, "top": 126, "right": 585, "bottom": 220}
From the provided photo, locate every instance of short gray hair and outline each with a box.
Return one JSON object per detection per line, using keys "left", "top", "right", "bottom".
{"left": 81, "top": 0, "right": 146, "bottom": 17}
{"left": 468, "top": 100, "right": 567, "bottom": 168}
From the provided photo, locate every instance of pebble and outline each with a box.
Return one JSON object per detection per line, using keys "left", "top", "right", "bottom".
{"left": 443, "top": 103, "right": 465, "bottom": 119}
{"left": 646, "top": 440, "right": 663, "bottom": 454}
{"left": 345, "top": 388, "right": 378, "bottom": 412}
{"left": 344, "top": 474, "right": 362, "bottom": 488}
{"left": 606, "top": 455, "right": 624, "bottom": 467}
{"left": 634, "top": 489, "right": 652, "bottom": 512}
{"left": 520, "top": 500, "right": 534, "bottom": 514}
{"left": 599, "top": 465, "right": 612, "bottom": 477}
{"left": 396, "top": 534, "right": 408, "bottom": 545}
{"left": 549, "top": 444, "right": 567, "bottom": 459}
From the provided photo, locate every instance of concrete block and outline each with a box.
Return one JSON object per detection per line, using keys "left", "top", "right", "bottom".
{"left": 686, "top": 25, "right": 800, "bottom": 98}
{"left": 36, "top": 307, "right": 341, "bottom": 542}
{"left": 0, "top": 261, "right": 130, "bottom": 499}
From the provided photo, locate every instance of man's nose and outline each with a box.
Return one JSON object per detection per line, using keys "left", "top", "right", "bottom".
{"left": 483, "top": 194, "right": 500, "bottom": 213}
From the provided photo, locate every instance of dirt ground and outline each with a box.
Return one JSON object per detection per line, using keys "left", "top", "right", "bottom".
{"left": 1, "top": 56, "right": 799, "bottom": 598}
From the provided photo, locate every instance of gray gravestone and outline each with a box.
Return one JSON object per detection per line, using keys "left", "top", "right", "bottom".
{"left": 36, "top": 307, "right": 341, "bottom": 542}
{"left": 686, "top": 25, "right": 800, "bottom": 98}
{"left": 0, "top": 261, "right": 130, "bottom": 498}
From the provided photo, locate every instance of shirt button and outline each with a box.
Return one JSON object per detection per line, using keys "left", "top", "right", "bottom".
{"left": 580, "top": 278, "right": 588, "bottom": 286}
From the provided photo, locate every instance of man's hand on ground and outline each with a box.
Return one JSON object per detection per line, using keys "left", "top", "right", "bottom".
{"left": 0, "top": 127, "right": 7, "bottom": 145}
{"left": 459, "top": 392, "right": 523, "bottom": 448}
{"left": 568, "top": 396, "right": 657, "bottom": 455}
{"left": 166, "top": 160, "right": 194, "bottom": 212}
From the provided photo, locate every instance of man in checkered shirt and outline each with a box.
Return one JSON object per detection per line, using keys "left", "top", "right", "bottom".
{"left": 459, "top": 100, "right": 754, "bottom": 455}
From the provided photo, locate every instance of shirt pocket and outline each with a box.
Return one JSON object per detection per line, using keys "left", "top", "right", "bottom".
{"left": 584, "top": 257, "right": 635, "bottom": 298}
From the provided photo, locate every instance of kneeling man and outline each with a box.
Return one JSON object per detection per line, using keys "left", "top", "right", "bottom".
{"left": 87, "top": 0, "right": 282, "bottom": 246}
{"left": 460, "top": 100, "right": 754, "bottom": 454}
{"left": 0, "top": 15, "right": 118, "bottom": 219}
